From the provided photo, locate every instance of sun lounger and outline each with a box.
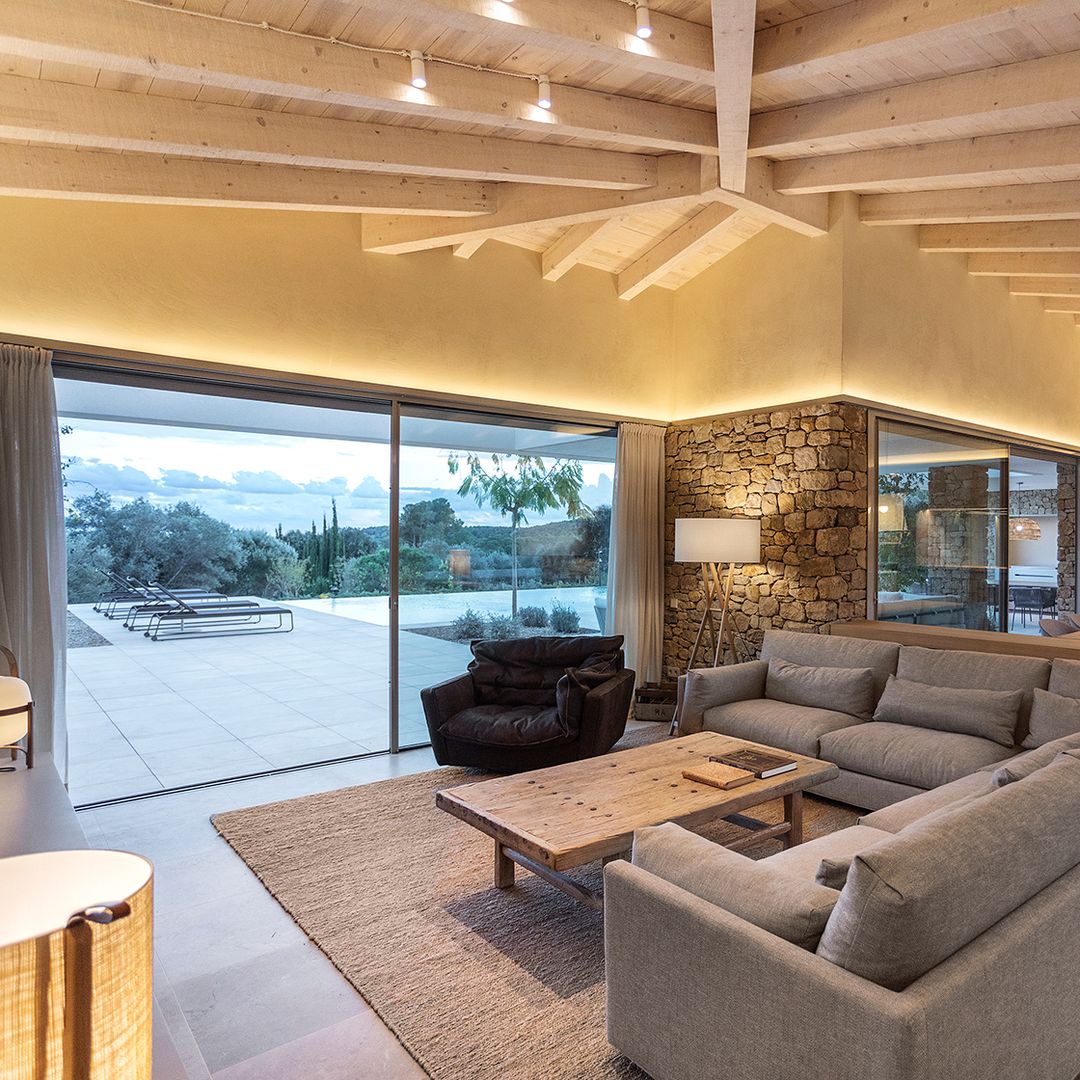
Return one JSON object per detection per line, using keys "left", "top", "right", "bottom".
{"left": 142, "top": 584, "right": 294, "bottom": 641}
{"left": 122, "top": 580, "right": 258, "bottom": 631}
{"left": 96, "top": 571, "right": 226, "bottom": 619}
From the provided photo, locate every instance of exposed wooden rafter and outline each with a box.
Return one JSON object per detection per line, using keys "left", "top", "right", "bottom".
{"left": 1043, "top": 297, "right": 1080, "bottom": 313}
{"left": 969, "top": 254, "right": 1080, "bottom": 277}
{"left": 919, "top": 223, "right": 1080, "bottom": 253}
{"left": 1010, "top": 278, "right": 1080, "bottom": 297}
{"left": 0, "top": 0, "right": 717, "bottom": 156}
{"left": 711, "top": 0, "right": 757, "bottom": 192}
{"left": 861, "top": 182, "right": 1080, "bottom": 225}
{"left": 0, "top": 143, "right": 496, "bottom": 215}
{"left": 541, "top": 221, "right": 619, "bottom": 282}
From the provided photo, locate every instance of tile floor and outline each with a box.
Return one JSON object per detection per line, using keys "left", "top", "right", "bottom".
{"left": 78, "top": 748, "right": 441, "bottom": 1080}
{"left": 66, "top": 602, "right": 470, "bottom": 804}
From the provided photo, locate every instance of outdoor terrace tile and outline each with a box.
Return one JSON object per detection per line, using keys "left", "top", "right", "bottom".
{"left": 70, "top": 774, "right": 166, "bottom": 804}
{"left": 139, "top": 743, "right": 270, "bottom": 780}
{"left": 215, "top": 712, "right": 326, "bottom": 740}
{"left": 123, "top": 726, "right": 244, "bottom": 755}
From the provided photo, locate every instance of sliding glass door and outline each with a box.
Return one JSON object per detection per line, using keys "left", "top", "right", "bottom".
{"left": 396, "top": 407, "right": 618, "bottom": 748}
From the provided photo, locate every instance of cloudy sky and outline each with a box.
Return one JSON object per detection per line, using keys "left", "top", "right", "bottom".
{"left": 60, "top": 419, "right": 614, "bottom": 533}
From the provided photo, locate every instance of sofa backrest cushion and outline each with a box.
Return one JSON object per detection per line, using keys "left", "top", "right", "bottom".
{"left": 1048, "top": 656, "right": 1080, "bottom": 699}
{"left": 817, "top": 751, "right": 1080, "bottom": 990}
{"left": 872, "top": 675, "right": 1021, "bottom": 747}
{"left": 469, "top": 635, "right": 624, "bottom": 706}
{"left": 633, "top": 822, "right": 838, "bottom": 950}
{"left": 1022, "top": 688, "right": 1080, "bottom": 750}
{"left": 760, "top": 630, "right": 900, "bottom": 701}
{"left": 992, "top": 728, "right": 1080, "bottom": 786}
{"left": 765, "top": 658, "right": 876, "bottom": 721}
{"left": 679, "top": 661, "right": 768, "bottom": 734}
{"left": 895, "top": 646, "right": 1050, "bottom": 743}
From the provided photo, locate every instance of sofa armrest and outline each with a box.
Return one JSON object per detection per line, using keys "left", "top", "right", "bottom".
{"left": 676, "top": 659, "right": 768, "bottom": 734}
{"left": 420, "top": 673, "right": 476, "bottom": 758}
{"left": 604, "top": 861, "right": 926, "bottom": 1080}
{"left": 577, "top": 668, "right": 635, "bottom": 757}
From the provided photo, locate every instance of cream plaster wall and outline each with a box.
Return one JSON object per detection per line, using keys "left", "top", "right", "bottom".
{"left": 0, "top": 197, "right": 675, "bottom": 419}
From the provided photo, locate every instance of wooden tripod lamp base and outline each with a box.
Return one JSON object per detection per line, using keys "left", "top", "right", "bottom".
{"left": 672, "top": 518, "right": 762, "bottom": 736}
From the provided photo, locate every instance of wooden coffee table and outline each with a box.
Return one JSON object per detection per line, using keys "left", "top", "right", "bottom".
{"left": 436, "top": 732, "right": 839, "bottom": 911}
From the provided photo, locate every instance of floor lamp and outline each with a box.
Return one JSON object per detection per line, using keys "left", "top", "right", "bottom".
{"left": 672, "top": 517, "right": 761, "bottom": 735}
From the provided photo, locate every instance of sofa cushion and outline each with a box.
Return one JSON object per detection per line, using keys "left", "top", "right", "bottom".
{"left": 555, "top": 667, "right": 613, "bottom": 733}
{"left": 632, "top": 823, "right": 838, "bottom": 949}
{"left": 702, "top": 698, "right": 862, "bottom": 758}
{"left": 760, "top": 630, "right": 900, "bottom": 701}
{"left": 765, "top": 658, "right": 876, "bottom": 721}
{"left": 859, "top": 771, "right": 998, "bottom": 833}
{"left": 988, "top": 730, "right": 1080, "bottom": 786}
{"left": 440, "top": 704, "right": 570, "bottom": 747}
{"left": 1048, "top": 657, "right": 1080, "bottom": 700}
{"left": 819, "top": 722, "right": 1012, "bottom": 791}
{"left": 678, "top": 661, "right": 767, "bottom": 734}
{"left": 765, "top": 825, "right": 895, "bottom": 885}
{"left": 895, "top": 645, "right": 1050, "bottom": 743}
{"left": 1022, "top": 688, "right": 1080, "bottom": 749}
{"left": 469, "top": 635, "right": 623, "bottom": 707}
{"left": 817, "top": 751, "right": 1080, "bottom": 990}
{"left": 872, "top": 674, "right": 1021, "bottom": 747}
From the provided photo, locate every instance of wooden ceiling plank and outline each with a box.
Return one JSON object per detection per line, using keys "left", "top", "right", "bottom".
{"left": 749, "top": 49, "right": 1080, "bottom": 159}
{"left": 617, "top": 203, "right": 744, "bottom": 299}
{"left": 711, "top": 0, "right": 756, "bottom": 192}
{"left": 0, "top": 0, "right": 717, "bottom": 155}
{"left": 0, "top": 142, "right": 497, "bottom": 213}
{"left": 861, "top": 182, "right": 1080, "bottom": 225}
{"left": 968, "top": 253, "right": 1080, "bottom": 277}
{"left": 362, "top": 153, "right": 715, "bottom": 254}
{"left": 0, "top": 72, "right": 656, "bottom": 190}
{"left": 1009, "top": 277, "right": 1080, "bottom": 297}
{"left": 452, "top": 237, "right": 487, "bottom": 258}
{"left": 714, "top": 157, "right": 827, "bottom": 236}
{"left": 776, "top": 126, "right": 1080, "bottom": 194}
{"left": 753, "top": 0, "right": 1075, "bottom": 78}
{"left": 353, "top": 0, "right": 716, "bottom": 87}
{"left": 1042, "top": 297, "right": 1080, "bottom": 312}
{"left": 919, "top": 222, "right": 1080, "bottom": 252}
{"left": 541, "top": 219, "right": 618, "bottom": 281}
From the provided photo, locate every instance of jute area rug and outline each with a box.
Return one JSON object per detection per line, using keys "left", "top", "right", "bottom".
{"left": 212, "top": 728, "right": 858, "bottom": 1080}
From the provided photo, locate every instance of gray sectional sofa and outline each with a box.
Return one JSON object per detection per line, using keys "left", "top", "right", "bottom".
{"left": 675, "top": 628, "right": 1080, "bottom": 810}
{"left": 605, "top": 734, "right": 1080, "bottom": 1080}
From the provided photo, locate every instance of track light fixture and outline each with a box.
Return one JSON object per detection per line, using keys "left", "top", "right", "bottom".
{"left": 410, "top": 50, "right": 427, "bottom": 89}
{"left": 537, "top": 75, "right": 552, "bottom": 110}
{"left": 635, "top": 0, "right": 652, "bottom": 38}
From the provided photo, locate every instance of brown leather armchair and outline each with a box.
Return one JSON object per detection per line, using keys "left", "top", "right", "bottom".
{"left": 420, "top": 635, "right": 635, "bottom": 771}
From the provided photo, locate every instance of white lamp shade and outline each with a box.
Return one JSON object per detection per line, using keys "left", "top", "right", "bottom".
{"left": 0, "top": 675, "right": 31, "bottom": 746}
{"left": 0, "top": 850, "right": 153, "bottom": 1079}
{"left": 674, "top": 517, "right": 761, "bottom": 564}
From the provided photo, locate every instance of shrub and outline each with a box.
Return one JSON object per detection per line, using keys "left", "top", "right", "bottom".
{"left": 518, "top": 605, "right": 548, "bottom": 628}
{"left": 550, "top": 601, "right": 581, "bottom": 634}
{"left": 452, "top": 608, "right": 487, "bottom": 639}
{"left": 485, "top": 613, "right": 523, "bottom": 640}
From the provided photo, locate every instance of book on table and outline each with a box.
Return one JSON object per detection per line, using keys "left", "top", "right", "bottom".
{"left": 710, "top": 749, "right": 798, "bottom": 779}
{"left": 681, "top": 762, "right": 755, "bottom": 790}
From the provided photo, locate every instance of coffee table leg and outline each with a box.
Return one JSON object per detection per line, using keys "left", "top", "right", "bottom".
{"left": 783, "top": 791, "right": 804, "bottom": 848}
{"left": 494, "top": 842, "right": 515, "bottom": 889}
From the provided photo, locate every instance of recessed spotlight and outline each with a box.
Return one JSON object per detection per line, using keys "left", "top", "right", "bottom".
{"left": 635, "top": 0, "right": 652, "bottom": 38}
{"left": 537, "top": 75, "right": 552, "bottom": 110}
{"left": 410, "top": 50, "right": 427, "bottom": 89}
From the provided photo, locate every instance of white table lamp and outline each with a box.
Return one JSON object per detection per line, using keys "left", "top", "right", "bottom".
{"left": 673, "top": 518, "right": 762, "bottom": 729}
{"left": 0, "top": 646, "right": 32, "bottom": 770}
{"left": 0, "top": 849, "right": 154, "bottom": 1079}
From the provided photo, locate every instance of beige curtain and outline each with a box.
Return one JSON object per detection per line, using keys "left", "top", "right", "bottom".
{"left": 0, "top": 344, "right": 67, "bottom": 777}
{"left": 608, "top": 422, "right": 665, "bottom": 685}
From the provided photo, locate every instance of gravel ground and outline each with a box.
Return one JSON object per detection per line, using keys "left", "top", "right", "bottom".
{"left": 68, "top": 611, "right": 113, "bottom": 649}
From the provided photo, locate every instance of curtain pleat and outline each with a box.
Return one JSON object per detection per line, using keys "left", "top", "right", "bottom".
{"left": 608, "top": 422, "right": 665, "bottom": 685}
{"left": 0, "top": 344, "right": 67, "bottom": 777}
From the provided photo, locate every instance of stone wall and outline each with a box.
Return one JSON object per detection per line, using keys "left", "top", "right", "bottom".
{"left": 663, "top": 403, "right": 869, "bottom": 680}
{"left": 1058, "top": 463, "right": 1077, "bottom": 614}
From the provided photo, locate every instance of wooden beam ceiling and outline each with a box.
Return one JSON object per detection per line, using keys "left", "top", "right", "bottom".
{"left": 969, "top": 254, "right": 1080, "bottom": 277}
{"left": 711, "top": 0, "right": 757, "bottom": 192}
{"left": 749, "top": 50, "right": 1080, "bottom": 159}
{"left": 861, "top": 182, "right": 1080, "bottom": 225}
{"left": 541, "top": 220, "right": 619, "bottom": 282}
{"left": 1010, "top": 278, "right": 1080, "bottom": 297}
{"left": 0, "top": 0, "right": 717, "bottom": 155}
{"left": 0, "top": 143, "right": 496, "bottom": 214}
{"left": 0, "top": 73, "right": 656, "bottom": 191}
{"left": 919, "top": 223, "right": 1080, "bottom": 253}
{"left": 353, "top": 0, "right": 716, "bottom": 87}
{"left": 1044, "top": 298, "right": 1080, "bottom": 313}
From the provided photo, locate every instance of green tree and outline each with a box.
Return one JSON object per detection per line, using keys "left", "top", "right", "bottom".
{"left": 449, "top": 453, "right": 588, "bottom": 615}
{"left": 399, "top": 497, "right": 463, "bottom": 548}
{"left": 573, "top": 503, "right": 612, "bottom": 584}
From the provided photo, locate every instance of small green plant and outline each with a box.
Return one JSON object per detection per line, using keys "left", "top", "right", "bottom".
{"left": 452, "top": 608, "right": 487, "bottom": 639}
{"left": 549, "top": 601, "right": 580, "bottom": 634}
{"left": 485, "top": 613, "right": 523, "bottom": 640}
{"left": 518, "top": 605, "right": 548, "bottom": 628}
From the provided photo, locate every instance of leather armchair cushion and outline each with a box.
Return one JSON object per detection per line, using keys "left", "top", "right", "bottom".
{"left": 556, "top": 667, "right": 614, "bottom": 732}
{"left": 469, "top": 635, "right": 624, "bottom": 707}
{"left": 439, "top": 704, "right": 571, "bottom": 747}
